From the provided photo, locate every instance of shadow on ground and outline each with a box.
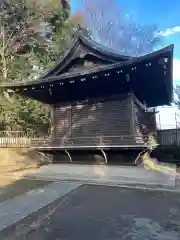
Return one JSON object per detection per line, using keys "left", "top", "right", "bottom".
{"left": 0, "top": 179, "right": 52, "bottom": 203}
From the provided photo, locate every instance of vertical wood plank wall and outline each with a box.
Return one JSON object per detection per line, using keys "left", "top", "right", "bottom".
{"left": 52, "top": 93, "right": 158, "bottom": 146}
{"left": 52, "top": 94, "right": 138, "bottom": 146}
{"left": 131, "top": 95, "right": 146, "bottom": 143}
{"left": 131, "top": 94, "right": 157, "bottom": 142}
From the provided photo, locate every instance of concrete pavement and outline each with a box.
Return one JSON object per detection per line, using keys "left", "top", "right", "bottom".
{"left": 0, "top": 182, "right": 81, "bottom": 231}
{"left": 2, "top": 185, "right": 180, "bottom": 240}
{"left": 25, "top": 164, "right": 177, "bottom": 189}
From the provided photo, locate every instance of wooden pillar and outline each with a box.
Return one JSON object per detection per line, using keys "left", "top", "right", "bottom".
{"left": 128, "top": 93, "right": 135, "bottom": 136}
{"left": 51, "top": 105, "right": 56, "bottom": 145}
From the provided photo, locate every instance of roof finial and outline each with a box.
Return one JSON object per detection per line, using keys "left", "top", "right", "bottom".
{"left": 72, "top": 24, "right": 83, "bottom": 39}
{"left": 72, "top": 25, "right": 80, "bottom": 39}
{"left": 77, "top": 24, "right": 83, "bottom": 31}
{"left": 76, "top": 25, "right": 91, "bottom": 39}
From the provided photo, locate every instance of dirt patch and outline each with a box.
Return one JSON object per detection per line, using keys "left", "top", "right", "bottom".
{"left": 0, "top": 148, "right": 50, "bottom": 187}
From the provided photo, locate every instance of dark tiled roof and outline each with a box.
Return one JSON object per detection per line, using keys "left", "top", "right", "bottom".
{"left": 1, "top": 44, "right": 173, "bottom": 89}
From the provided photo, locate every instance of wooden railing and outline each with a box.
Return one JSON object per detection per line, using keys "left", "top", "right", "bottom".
{"left": 0, "top": 130, "right": 179, "bottom": 148}
{"left": 0, "top": 133, "right": 145, "bottom": 148}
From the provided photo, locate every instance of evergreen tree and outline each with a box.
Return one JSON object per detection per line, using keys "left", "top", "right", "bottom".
{"left": 0, "top": 0, "right": 81, "bottom": 136}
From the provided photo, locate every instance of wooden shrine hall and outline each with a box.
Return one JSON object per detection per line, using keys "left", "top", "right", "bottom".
{"left": 1, "top": 31, "right": 174, "bottom": 163}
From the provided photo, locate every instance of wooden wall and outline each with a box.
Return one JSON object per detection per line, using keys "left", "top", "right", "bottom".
{"left": 52, "top": 94, "right": 137, "bottom": 146}
{"left": 51, "top": 93, "right": 157, "bottom": 147}
{"left": 131, "top": 95, "right": 157, "bottom": 138}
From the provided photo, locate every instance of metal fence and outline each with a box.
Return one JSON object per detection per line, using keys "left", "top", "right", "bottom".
{"left": 157, "top": 129, "right": 180, "bottom": 146}
{"left": 156, "top": 108, "right": 180, "bottom": 146}
{"left": 156, "top": 108, "right": 180, "bottom": 130}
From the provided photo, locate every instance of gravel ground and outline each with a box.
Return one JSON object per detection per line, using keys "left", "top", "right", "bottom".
{"left": 1, "top": 185, "right": 180, "bottom": 240}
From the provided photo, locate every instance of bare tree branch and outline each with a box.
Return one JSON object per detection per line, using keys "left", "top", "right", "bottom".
{"left": 79, "top": 0, "right": 161, "bottom": 56}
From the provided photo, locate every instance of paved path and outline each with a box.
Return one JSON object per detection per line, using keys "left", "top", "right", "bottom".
{"left": 25, "top": 164, "right": 177, "bottom": 189}
{"left": 2, "top": 185, "right": 180, "bottom": 240}
{"left": 0, "top": 182, "right": 81, "bottom": 231}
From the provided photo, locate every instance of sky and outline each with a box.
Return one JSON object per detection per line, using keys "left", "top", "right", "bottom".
{"left": 70, "top": 0, "right": 180, "bottom": 129}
